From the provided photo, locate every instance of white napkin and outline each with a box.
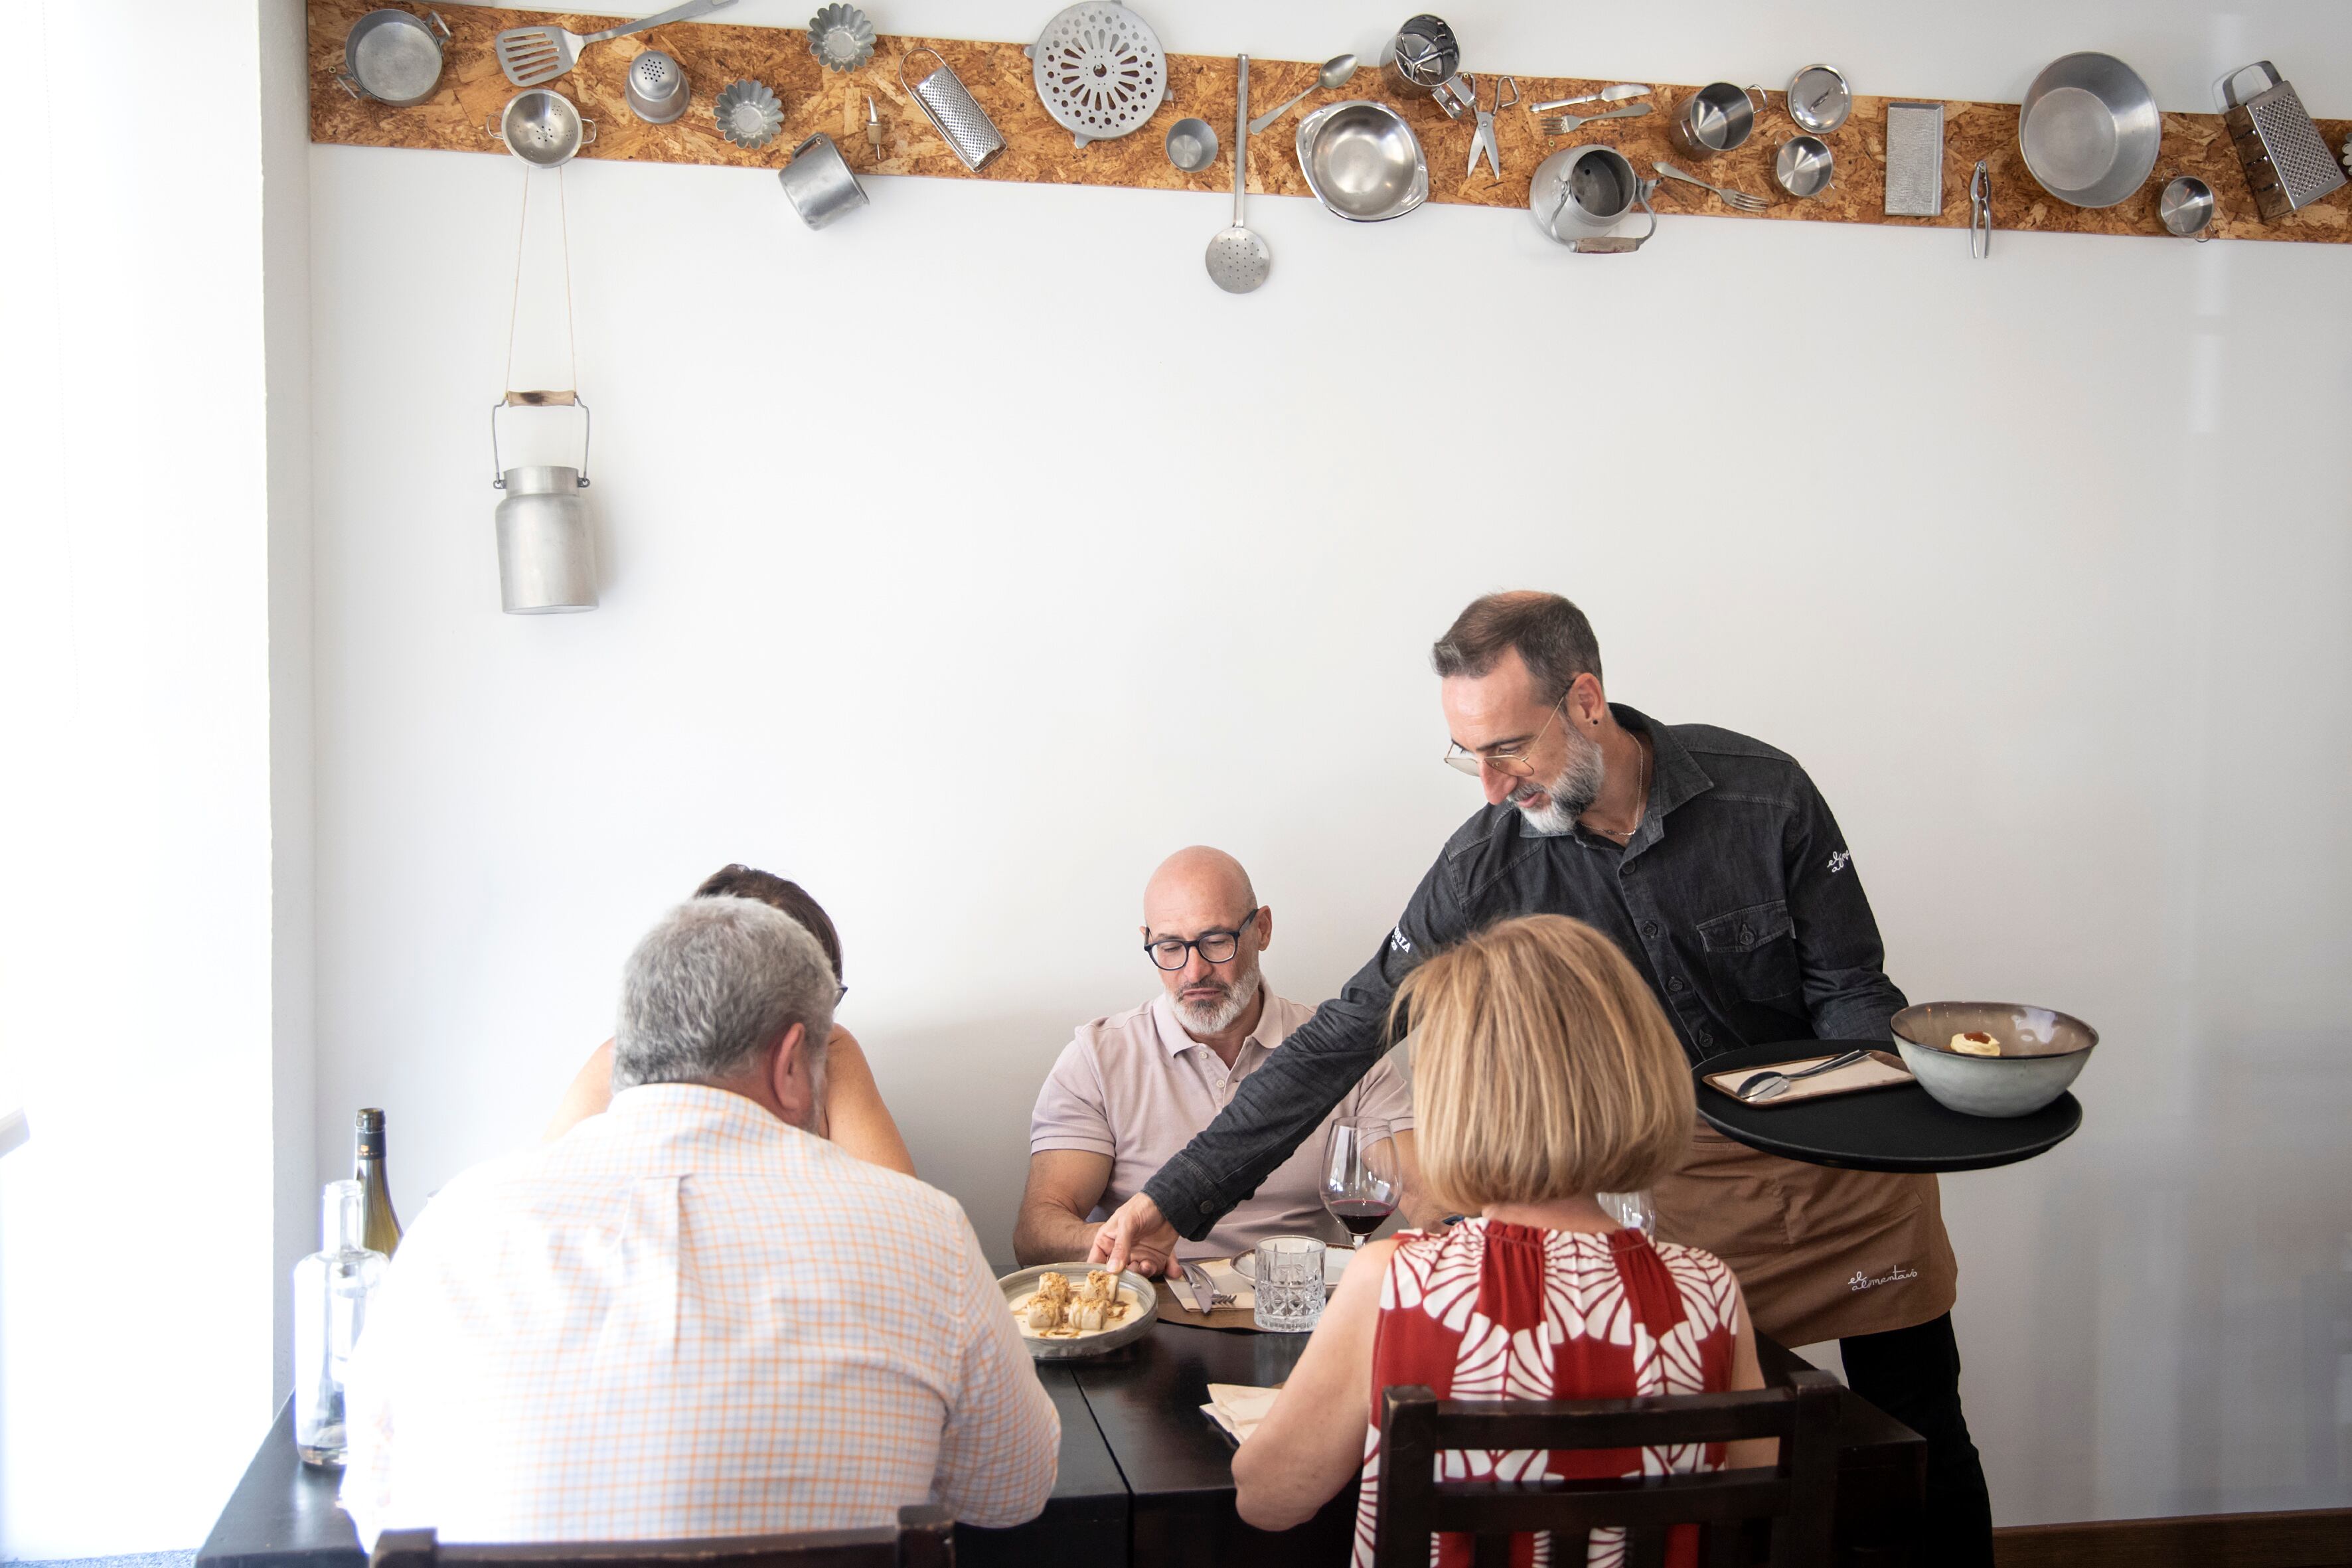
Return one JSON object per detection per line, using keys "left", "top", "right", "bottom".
{"left": 1201, "top": 1257, "right": 1255, "bottom": 1309}
{"left": 1202, "top": 1382, "right": 1281, "bottom": 1443}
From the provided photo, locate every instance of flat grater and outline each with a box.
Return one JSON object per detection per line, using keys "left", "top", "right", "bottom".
{"left": 1884, "top": 101, "right": 1944, "bottom": 216}
{"left": 2218, "top": 61, "right": 2345, "bottom": 219}
{"left": 902, "top": 46, "right": 1005, "bottom": 171}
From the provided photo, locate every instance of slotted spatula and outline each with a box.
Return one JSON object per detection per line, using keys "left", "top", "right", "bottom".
{"left": 495, "top": 0, "right": 738, "bottom": 88}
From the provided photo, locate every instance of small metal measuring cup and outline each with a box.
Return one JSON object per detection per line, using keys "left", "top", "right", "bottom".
{"left": 2158, "top": 175, "right": 2217, "bottom": 240}
{"left": 1774, "top": 135, "right": 1834, "bottom": 198}
{"left": 777, "top": 133, "right": 868, "bottom": 228}
{"left": 1670, "top": 82, "right": 1768, "bottom": 157}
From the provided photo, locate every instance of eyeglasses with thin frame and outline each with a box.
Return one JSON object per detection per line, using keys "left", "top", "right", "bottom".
{"left": 1143, "top": 909, "right": 1262, "bottom": 971}
{"left": 1443, "top": 695, "right": 1567, "bottom": 779}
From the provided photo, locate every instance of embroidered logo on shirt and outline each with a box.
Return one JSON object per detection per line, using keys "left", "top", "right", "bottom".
{"left": 1389, "top": 925, "right": 1413, "bottom": 955}
{"left": 1848, "top": 1264, "right": 1919, "bottom": 1293}
{"left": 1827, "top": 848, "right": 1851, "bottom": 875}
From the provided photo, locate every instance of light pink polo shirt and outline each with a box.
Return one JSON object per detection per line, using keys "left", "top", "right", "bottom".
{"left": 1029, "top": 989, "right": 1415, "bottom": 1259}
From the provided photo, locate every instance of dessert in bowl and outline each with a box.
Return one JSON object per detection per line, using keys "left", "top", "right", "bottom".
{"left": 1889, "top": 1002, "right": 2097, "bottom": 1119}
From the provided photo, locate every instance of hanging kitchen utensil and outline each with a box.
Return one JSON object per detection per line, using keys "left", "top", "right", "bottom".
{"left": 489, "top": 174, "right": 595, "bottom": 615}
{"left": 1535, "top": 104, "right": 1651, "bottom": 137}
{"left": 1776, "top": 135, "right": 1834, "bottom": 200}
{"left": 1883, "top": 100, "right": 1944, "bottom": 216}
{"left": 777, "top": 133, "right": 869, "bottom": 227}
{"left": 1205, "top": 54, "right": 1270, "bottom": 293}
{"left": 1784, "top": 64, "right": 1851, "bottom": 135}
{"left": 1530, "top": 84, "right": 1647, "bottom": 114}
{"left": 902, "top": 46, "right": 1005, "bottom": 171}
{"left": 1165, "top": 116, "right": 1217, "bottom": 173}
{"left": 2158, "top": 175, "right": 2217, "bottom": 239}
{"left": 487, "top": 90, "right": 597, "bottom": 168}
{"left": 341, "top": 8, "right": 451, "bottom": 107}
{"left": 1529, "top": 145, "right": 1657, "bottom": 253}
{"left": 1668, "top": 82, "right": 1766, "bottom": 159}
{"left": 623, "top": 50, "right": 690, "bottom": 124}
{"left": 1969, "top": 159, "right": 1992, "bottom": 256}
{"left": 1296, "top": 100, "right": 1427, "bottom": 222}
{"left": 493, "top": 0, "right": 738, "bottom": 88}
{"left": 2019, "top": 53, "right": 2159, "bottom": 209}
{"left": 2217, "top": 61, "right": 2345, "bottom": 218}
{"left": 1247, "top": 54, "right": 1356, "bottom": 136}
{"left": 1384, "top": 14, "right": 1471, "bottom": 119}
{"left": 1467, "top": 74, "right": 1517, "bottom": 183}
{"left": 714, "top": 78, "right": 785, "bottom": 149}
{"left": 809, "top": 5, "right": 876, "bottom": 71}
{"left": 1025, "top": 2, "right": 1167, "bottom": 149}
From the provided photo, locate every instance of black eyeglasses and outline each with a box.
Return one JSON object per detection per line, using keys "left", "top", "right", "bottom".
{"left": 1143, "top": 909, "right": 1261, "bottom": 971}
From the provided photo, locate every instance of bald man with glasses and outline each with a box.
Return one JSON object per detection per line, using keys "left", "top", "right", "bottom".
{"left": 1014, "top": 846, "right": 1435, "bottom": 1277}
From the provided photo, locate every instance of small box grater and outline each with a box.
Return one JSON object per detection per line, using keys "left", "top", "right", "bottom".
{"left": 1884, "top": 101, "right": 1946, "bottom": 216}
{"left": 2219, "top": 61, "right": 2345, "bottom": 219}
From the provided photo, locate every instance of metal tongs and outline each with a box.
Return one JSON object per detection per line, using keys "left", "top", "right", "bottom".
{"left": 1969, "top": 159, "right": 1992, "bottom": 259}
{"left": 1468, "top": 74, "right": 1518, "bottom": 182}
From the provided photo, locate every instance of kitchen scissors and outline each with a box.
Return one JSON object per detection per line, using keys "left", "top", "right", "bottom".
{"left": 1469, "top": 73, "right": 1518, "bottom": 182}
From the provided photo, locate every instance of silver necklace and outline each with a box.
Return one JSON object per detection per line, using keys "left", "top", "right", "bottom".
{"left": 1591, "top": 736, "right": 1652, "bottom": 844}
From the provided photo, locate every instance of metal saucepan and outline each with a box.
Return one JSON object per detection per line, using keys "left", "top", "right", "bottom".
{"left": 777, "top": 133, "right": 869, "bottom": 229}
{"left": 341, "top": 8, "right": 451, "bottom": 107}
{"left": 2158, "top": 175, "right": 2217, "bottom": 240}
{"left": 1670, "top": 81, "right": 1767, "bottom": 157}
{"left": 488, "top": 90, "right": 597, "bottom": 168}
{"left": 1774, "top": 135, "right": 1834, "bottom": 198}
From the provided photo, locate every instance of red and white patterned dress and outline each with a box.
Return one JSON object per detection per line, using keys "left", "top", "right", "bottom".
{"left": 1352, "top": 1219, "right": 1743, "bottom": 1568}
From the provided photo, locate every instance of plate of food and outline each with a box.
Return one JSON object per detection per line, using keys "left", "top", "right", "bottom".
{"left": 998, "top": 1263, "right": 1156, "bottom": 1359}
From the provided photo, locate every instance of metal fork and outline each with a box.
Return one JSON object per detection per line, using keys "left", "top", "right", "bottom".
{"left": 1535, "top": 103, "right": 1653, "bottom": 136}
{"left": 1180, "top": 1261, "right": 1233, "bottom": 1309}
{"left": 493, "top": 0, "right": 738, "bottom": 87}
{"left": 1652, "top": 158, "right": 1770, "bottom": 212}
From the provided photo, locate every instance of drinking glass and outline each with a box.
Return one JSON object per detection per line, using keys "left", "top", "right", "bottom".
{"left": 1322, "top": 1117, "right": 1401, "bottom": 1249}
{"left": 1254, "top": 1235, "right": 1327, "bottom": 1332}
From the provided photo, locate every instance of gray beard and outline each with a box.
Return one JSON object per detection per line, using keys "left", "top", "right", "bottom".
{"left": 1175, "top": 961, "right": 1263, "bottom": 1035}
{"left": 1510, "top": 724, "right": 1607, "bottom": 835}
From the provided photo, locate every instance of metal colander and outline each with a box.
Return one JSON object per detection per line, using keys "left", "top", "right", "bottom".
{"left": 1026, "top": 2, "right": 1166, "bottom": 148}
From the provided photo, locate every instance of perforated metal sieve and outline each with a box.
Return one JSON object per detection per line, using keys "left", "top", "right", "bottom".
{"left": 1025, "top": 2, "right": 1167, "bottom": 149}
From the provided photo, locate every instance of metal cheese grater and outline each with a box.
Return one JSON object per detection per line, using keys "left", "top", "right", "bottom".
{"left": 2218, "top": 61, "right": 2345, "bottom": 218}
{"left": 1883, "top": 101, "right": 1944, "bottom": 216}
{"left": 902, "top": 46, "right": 1005, "bottom": 171}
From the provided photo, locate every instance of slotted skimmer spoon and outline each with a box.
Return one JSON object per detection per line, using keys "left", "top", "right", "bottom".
{"left": 1206, "top": 54, "right": 1271, "bottom": 293}
{"left": 495, "top": 0, "right": 738, "bottom": 88}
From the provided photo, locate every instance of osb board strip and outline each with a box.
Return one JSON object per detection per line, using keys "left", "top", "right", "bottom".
{"left": 309, "top": 0, "right": 2352, "bottom": 243}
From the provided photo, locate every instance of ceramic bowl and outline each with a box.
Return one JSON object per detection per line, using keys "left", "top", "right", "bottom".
{"left": 997, "top": 1263, "right": 1157, "bottom": 1360}
{"left": 1890, "top": 1001, "right": 2098, "bottom": 1119}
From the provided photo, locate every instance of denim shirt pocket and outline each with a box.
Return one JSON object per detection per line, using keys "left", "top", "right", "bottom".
{"left": 1696, "top": 899, "right": 1803, "bottom": 1003}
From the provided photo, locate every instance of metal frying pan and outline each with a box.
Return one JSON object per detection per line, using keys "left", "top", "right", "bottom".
{"left": 341, "top": 8, "right": 452, "bottom": 108}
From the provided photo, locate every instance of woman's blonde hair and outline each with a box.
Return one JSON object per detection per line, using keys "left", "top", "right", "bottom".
{"left": 1395, "top": 914, "right": 1693, "bottom": 1210}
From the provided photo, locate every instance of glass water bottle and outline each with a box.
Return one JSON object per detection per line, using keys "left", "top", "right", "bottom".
{"left": 293, "top": 1178, "right": 388, "bottom": 1467}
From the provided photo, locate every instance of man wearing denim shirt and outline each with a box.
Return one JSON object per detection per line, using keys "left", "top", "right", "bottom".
{"left": 1095, "top": 591, "right": 1992, "bottom": 1567}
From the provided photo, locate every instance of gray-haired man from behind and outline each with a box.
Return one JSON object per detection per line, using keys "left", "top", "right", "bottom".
{"left": 342, "top": 898, "right": 1058, "bottom": 1546}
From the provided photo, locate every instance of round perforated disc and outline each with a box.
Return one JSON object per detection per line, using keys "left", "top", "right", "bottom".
{"left": 1029, "top": 2, "right": 1167, "bottom": 147}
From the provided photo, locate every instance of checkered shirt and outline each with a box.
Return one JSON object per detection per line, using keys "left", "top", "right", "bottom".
{"left": 340, "top": 1084, "right": 1058, "bottom": 1544}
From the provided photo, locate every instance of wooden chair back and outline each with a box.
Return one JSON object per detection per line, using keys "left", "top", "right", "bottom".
{"left": 1370, "top": 1372, "right": 1840, "bottom": 1568}
{"left": 370, "top": 1504, "right": 955, "bottom": 1568}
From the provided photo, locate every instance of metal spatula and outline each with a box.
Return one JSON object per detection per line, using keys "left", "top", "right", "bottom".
{"left": 495, "top": 0, "right": 738, "bottom": 88}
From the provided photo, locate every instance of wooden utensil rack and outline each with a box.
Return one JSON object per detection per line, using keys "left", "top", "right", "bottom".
{"left": 308, "top": 0, "right": 2352, "bottom": 244}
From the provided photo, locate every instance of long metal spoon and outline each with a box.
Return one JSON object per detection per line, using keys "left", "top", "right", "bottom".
{"left": 1734, "top": 1049, "right": 1871, "bottom": 1103}
{"left": 1246, "top": 52, "right": 1356, "bottom": 135}
{"left": 1206, "top": 55, "right": 1270, "bottom": 293}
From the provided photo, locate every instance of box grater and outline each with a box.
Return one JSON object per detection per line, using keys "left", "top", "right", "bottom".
{"left": 2219, "top": 61, "right": 2345, "bottom": 219}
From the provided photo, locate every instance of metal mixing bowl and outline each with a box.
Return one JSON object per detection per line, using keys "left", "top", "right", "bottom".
{"left": 1295, "top": 100, "right": 1428, "bottom": 222}
{"left": 498, "top": 90, "right": 592, "bottom": 167}
{"left": 2020, "top": 52, "right": 2160, "bottom": 208}
{"left": 1890, "top": 1001, "right": 2098, "bottom": 1119}
{"left": 2159, "top": 175, "right": 2216, "bottom": 236}
{"left": 1775, "top": 135, "right": 1834, "bottom": 198}
{"left": 998, "top": 1263, "right": 1158, "bottom": 1360}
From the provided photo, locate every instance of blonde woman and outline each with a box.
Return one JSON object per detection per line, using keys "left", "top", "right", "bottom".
{"left": 1233, "top": 915, "right": 1771, "bottom": 1567}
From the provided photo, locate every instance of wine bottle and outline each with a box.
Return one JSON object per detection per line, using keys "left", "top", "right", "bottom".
{"left": 354, "top": 1107, "right": 402, "bottom": 1257}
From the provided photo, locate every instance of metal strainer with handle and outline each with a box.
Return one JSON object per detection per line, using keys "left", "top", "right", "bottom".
{"left": 1206, "top": 54, "right": 1270, "bottom": 293}
{"left": 1026, "top": 1, "right": 1166, "bottom": 149}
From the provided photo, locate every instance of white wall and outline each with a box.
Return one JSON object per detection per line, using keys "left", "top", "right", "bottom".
{"left": 0, "top": 0, "right": 310, "bottom": 1557}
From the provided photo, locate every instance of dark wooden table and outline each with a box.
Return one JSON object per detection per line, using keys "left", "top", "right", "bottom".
{"left": 200, "top": 1328, "right": 1921, "bottom": 1568}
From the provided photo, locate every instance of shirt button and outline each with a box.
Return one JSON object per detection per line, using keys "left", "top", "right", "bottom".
{"left": 1642, "top": 921, "right": 1662, "bottom": 939}
{"left": 1199, "top": 1201, "right": 1217, "bottom": 1214}
{"left": 1696, "top": 1028, "right": 1714, "bottom": 1048}
{"left": 1667, "top": 977, "right": 1686, "bottom": 994}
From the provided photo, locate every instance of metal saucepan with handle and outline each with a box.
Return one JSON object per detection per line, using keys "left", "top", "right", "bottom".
{"left": 341, "top": 8, "right": 452, "bottom": 107}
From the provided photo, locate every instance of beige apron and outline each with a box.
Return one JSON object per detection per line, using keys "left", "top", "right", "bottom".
{"left": 1650, "top": 1127, "right": 1957, "bottom": 1346}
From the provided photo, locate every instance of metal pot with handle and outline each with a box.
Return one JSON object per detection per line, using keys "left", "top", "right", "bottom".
{"left": 1670, "top": 81, "right": 1766, "bottom": 157}
{"left": 1529, "top": 145, "right": 1658, "bottom": 254}
{"left": 341, "top": 9, "right": 452, "bottom": 107}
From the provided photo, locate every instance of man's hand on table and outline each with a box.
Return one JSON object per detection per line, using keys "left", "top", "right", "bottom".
{"left": 1090, "top": 1192, "right": 1181, "bottom": 1277}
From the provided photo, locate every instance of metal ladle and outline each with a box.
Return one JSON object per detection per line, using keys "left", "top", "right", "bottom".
{"left": 1206, "top": 55, "right": 1270, "bottom": 293}
{"left": 1246, "top": 52, "right": 1356, "bottom": 135}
